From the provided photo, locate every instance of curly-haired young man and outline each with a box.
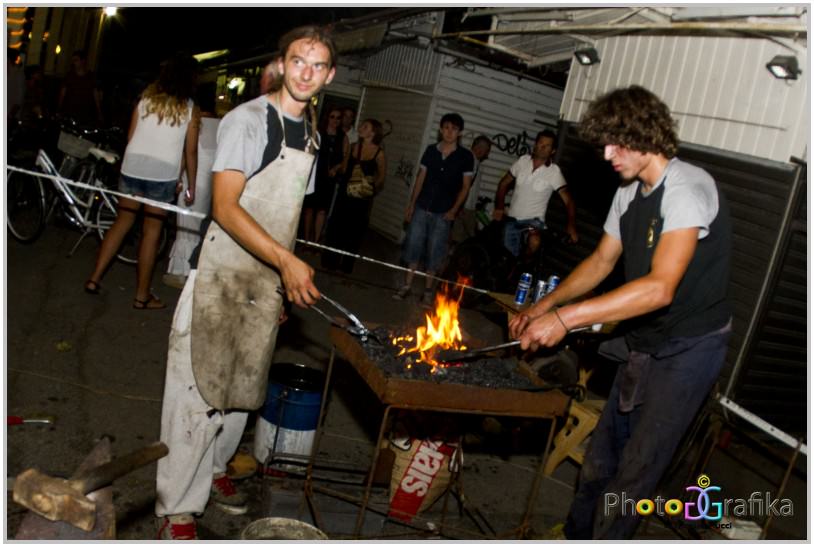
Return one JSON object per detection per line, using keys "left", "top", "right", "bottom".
{"left": 510, "top": 86, "right": 732, "bottom": 539}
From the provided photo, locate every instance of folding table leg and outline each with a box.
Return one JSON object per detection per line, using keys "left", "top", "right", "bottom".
{"left": 354, "top": 405, "right": 393, "bottom": 536}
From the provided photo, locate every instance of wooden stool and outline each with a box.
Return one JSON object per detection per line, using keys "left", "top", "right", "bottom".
{"left": 543, "top": 369, "right": 605, "bottom": 476}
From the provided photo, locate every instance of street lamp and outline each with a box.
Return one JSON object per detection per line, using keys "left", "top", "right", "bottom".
{"left": 574, "top": 48, "right": 600, "bottom": 66}
{"left": 765, "top": 55, "right": 801, "bottom": 80}
{"left": 104, "top": 7, "right": 117, "bottom": 17}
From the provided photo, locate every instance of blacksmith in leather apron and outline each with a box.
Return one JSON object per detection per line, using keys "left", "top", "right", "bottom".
{"left": 190, "top": 99, "right": 317, "bottom": 410}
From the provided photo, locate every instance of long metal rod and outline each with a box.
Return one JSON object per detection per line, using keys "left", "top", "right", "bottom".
{"left": 434, "top": 21, "right": 807, "bottom": 39}
{"left": 299, "top": 240, "right": 491, "bottom": 295}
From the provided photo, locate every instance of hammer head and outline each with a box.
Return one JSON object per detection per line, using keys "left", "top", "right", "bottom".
{"left": 13, "top": 468, "right": 96, "bottom": 532}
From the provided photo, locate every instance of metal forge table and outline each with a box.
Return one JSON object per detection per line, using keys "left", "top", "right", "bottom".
{"left": 303, "top": 325, "right": 571, "bottom": 539}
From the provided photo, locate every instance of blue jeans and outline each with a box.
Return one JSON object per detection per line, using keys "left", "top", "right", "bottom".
{"left": 503, "top": 217, "right": 545, "bottom": 257}
{"left": 403, "top": 207, "right": 452, "bottom": 272}
{"left": 564, "top": 323, "right": 731, "bottom": 539}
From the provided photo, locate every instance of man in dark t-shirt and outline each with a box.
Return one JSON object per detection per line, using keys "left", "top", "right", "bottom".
{"left": 511, "top": 86, "right": 732, "bottom": 539}
{"left": 394, "top": 112, "right": 474, "bottom": 305}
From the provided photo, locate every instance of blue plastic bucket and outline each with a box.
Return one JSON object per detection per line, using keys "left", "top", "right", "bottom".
{"left": 253, "top": 363, "right": 324, "bottom": 472}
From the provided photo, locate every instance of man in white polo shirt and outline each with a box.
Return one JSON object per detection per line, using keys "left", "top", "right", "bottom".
{"left": 492, "top": 129, "right": 578, "bottom": 256}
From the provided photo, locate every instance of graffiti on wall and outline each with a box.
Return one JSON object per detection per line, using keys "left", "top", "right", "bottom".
{"left": 395, "top": 156, "right": 415, "bottom": 185}
{"left": 491, "top": 130, "right": 534, "bottom": 157}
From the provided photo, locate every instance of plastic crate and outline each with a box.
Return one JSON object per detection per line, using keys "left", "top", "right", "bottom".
{"left": 57, "top": 131, "right": 93, "bottom": 159}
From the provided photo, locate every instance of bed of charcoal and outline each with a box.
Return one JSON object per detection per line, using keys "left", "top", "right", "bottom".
{"left": 358, "top": 327, "right": 538, "bottom": 390}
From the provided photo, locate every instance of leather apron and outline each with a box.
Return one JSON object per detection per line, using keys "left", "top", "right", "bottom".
{"left": 190, "top": 99, "right": 316, "bottom": 410}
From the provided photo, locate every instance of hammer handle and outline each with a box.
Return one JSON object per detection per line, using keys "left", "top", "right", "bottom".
{"left": 72, "top": 442, "right": 169, "bottom": 494}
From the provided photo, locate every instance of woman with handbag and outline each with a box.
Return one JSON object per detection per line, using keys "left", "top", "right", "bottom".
{"left": 322, "top": 118, "right": 386, "bottom": 273}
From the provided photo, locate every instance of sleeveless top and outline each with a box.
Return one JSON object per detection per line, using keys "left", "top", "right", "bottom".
{"left": 120, "top": 97, "right": 194, "bottom": 181}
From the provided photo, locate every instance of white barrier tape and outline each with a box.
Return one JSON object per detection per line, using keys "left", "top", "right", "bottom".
{"left": 297, "top": 240, "right": 492, "bottom": 296}
{"left": 8, "top": 164, "right": 493, "bottom": 296}
{"left": 7, "top": 165, "right": 206, "bottom": 219}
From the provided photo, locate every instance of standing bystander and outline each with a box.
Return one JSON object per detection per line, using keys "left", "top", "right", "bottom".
{"left": 58, "top": 49, "right": 103, "bottom": 125}
{"left": 510, "top": 86, "right": 732, "bottom": 539}
{"left": 322, "top": 118, "right": 387, "bottom": 273}
{"left": 85, "top": 54, "right": 199, "bottom": 310}
{"left": 341, "top": 106, "right": 358, "bottom": 144}
{"left": 302, "top": 106, "right": 348, "bottom": 244}
{"left": 7, "top": 48, "right": 25, "bottom": 123}
{"left": 393, "top": 113, "right": 474, "bottom": 305}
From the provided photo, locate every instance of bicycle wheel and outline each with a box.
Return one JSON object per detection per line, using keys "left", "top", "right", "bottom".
{"left": 95, "top": 195, "right": 169, "bottom": 264}
{"left": 7, "top": 168, "right": 46, "bottom": 243}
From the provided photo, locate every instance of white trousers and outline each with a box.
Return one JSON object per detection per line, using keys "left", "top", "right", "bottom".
{"left": 155, "top": 270, "right": 248, "bottom": 517}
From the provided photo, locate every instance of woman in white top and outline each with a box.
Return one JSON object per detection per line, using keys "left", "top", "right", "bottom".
{"left": 85, "top": 55, "right": 199, "bottom": 309}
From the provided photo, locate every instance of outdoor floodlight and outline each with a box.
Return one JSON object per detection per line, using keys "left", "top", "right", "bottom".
{"left": 766, "top": 55, "right": 801, "bottom": 80}
{"left": 574, "top": 48, "right": 600, "bottom": 66}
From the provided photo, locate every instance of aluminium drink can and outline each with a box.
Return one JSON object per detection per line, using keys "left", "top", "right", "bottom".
{"left": 514, "top": 272, "right": 532, "bottom": 305}
{"left": 533, "top": 280, "right": 547, "bottom": 303}
{"left": 546, "top": 275, "right": 561, "bottom": 295}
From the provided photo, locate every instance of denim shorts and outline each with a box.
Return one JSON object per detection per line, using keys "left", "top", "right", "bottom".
{"left": 119, "top": 174, "right": 177, "bottom": 203}
{"left": 402, "top": 207, "right": 452, "bottom": 272}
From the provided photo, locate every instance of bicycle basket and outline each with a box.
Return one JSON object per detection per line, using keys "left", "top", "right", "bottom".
{"left": 57, "top": 131, "right": 93, "bottom": 159}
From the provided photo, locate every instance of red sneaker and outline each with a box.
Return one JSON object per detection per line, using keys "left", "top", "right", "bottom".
{"left": 157, "top": 515, "right": 198, "bottom": 540}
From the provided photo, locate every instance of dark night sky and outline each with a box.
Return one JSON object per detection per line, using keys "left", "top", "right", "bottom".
{"left": 97, "top": 6, "right": 387, "bottom": 76}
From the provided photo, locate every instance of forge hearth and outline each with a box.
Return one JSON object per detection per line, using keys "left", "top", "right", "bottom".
{"left": 330, "top": 326, "right": 570, "bottom": 418}
{"left": 367, "top": 327, "right": 535, "bottom": 389}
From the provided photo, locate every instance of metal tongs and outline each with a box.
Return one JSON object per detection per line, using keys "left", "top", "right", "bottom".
{"left": 436, "top": 341, "right": 521, "bottom": 362}
{"left": 436, "top": 325, "right": 601, "bottom": 362}
{"left": 311, "top": 293, "right": 379, "bottom": 344}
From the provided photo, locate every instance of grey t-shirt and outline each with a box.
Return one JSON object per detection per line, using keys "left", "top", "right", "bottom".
{"left": 189, "top": 95, "right": 313, "bottom": 269}
{"left": 603, "top": 157, "right": 719, "bottom": 240}
{"left": 212, "top": 94, "right": 312, "bottom": 187}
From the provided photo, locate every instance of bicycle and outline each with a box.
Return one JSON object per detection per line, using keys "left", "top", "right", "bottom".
{"left": 7, "top": 117, "right": 116, "bottom": 245}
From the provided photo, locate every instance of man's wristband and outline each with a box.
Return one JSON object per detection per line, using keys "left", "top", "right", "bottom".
{"left": 553, "top": 308, "right": 569, "bottom": 333}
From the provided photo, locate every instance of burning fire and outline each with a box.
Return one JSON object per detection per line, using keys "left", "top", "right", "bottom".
{"left": 391, "top": 279, "right": 469, "bottom": 373}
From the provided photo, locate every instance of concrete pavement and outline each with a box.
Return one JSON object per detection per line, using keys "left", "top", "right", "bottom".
{"left": 5, "top": 222, "right": 805, "bottom": 539}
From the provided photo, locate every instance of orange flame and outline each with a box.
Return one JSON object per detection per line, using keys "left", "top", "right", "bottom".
{"left": 391, "top": 277, "right": 470, "bottom": 373}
